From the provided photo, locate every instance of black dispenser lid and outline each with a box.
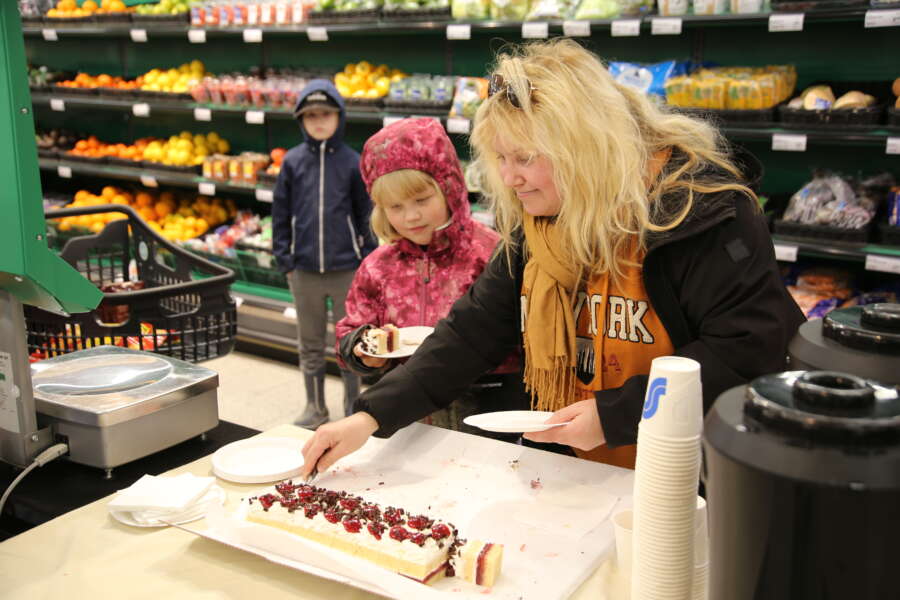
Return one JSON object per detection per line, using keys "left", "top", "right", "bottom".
{"left": 823, "top": 303, "right": 900, "bottom": 354}
{"left": 744, "top": 371, "right": 900, "bottom": 444}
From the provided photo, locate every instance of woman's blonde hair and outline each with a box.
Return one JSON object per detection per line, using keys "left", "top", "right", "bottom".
{"left": 369, "top": 169, "right": 445, "bottom": 242}
{"left": 471, "top": 38, "right": 756, "bottom": 284}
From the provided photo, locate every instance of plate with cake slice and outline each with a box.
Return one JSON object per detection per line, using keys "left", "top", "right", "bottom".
{"left": 360, "top": 325, "right": 435, "bottom": 359}
{"left": 463, "top": 410, "right": 573, "bottom": 433}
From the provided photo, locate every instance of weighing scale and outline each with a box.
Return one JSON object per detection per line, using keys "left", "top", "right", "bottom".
{"left": 0, "top": 4, "right": 219, "bottom": 476}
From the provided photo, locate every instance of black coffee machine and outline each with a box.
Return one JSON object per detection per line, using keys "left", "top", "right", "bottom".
{"left": 703, "top": 303, "right": 900, "bottom": 599}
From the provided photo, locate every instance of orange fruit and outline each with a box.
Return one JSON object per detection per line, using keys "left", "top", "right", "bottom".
{"left": 82, "top": 0, "right": 99, "bottom": 12}
{"left": 111, "top": 194, "right": 128, "bottom": 205}
{"left": 139, "top": 207, "right": 156, "bottom": 223}
{"left": 154, "top": 202, "right": 173, "bottom": 219}
{"left": 109, "top": 0, "right": 126, "bottom": 10}
{"left": 135, "top": 192, "right": 154, "bottom": 207}
{"left": 101, "top": 186, "right": 117, "bottom": 199}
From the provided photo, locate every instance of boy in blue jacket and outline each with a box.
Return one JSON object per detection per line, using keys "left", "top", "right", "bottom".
{"left": 272, "top": 80, "right": 377, "bottom": 429}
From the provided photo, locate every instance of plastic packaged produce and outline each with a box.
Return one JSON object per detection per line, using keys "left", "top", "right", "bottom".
{"left": 782, "top": 172, "right": 890, "bottom": 230}
{"left": 786, "top": 267, "right": 853, "bottom": 319}
{"left": 618, "top": 0, "right": 653, "bottom": 15}
{"left": 573, "top": 0, "right": 620, "bottom": 18}
{"left": 658, "top": 0, "right": 688, "bottom": 14}
{"left": 526, "top": 0, "right": 576, "bottom": 18}
{"left": 730, "top": 0, "right": 764, "bottom": 13}
{"left": 451, "top": 0, "right": 488, "bottom": 18}
{"left": 491, "top": 0, "right": 530, "bottom": 19}
{"left": 449, "top": 77, "right": 488, "bottom": 119}
{"left": 664, "top": 65, "right": 796, "bottom": 110}
{"left": 609, "top": 60, "right": 691, "bottom": 99}
{"left": 692, "top": 0, "right": 727, "bottom": 14}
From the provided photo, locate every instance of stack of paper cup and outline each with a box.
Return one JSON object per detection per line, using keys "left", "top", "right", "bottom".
{"left": 632, "top": 356, "right": 703, "bottom": 600}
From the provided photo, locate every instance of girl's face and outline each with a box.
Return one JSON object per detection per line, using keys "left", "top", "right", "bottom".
{"left": 493, "top": 136, "right": 561, "bottom": 217}
{"left": 383, "top": 185, "right": 450, "bottom": 246}
{"left": 302, "top": 109, "right": 339, "bottom": 141}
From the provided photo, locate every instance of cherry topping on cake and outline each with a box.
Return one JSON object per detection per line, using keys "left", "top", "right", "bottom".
{"left": 343, "top": 518, "right": 362, "bottom": 533}
{"left": 384, "top": 508, "right": 403, "bottom": 526}
{"left": 410, "top": 533, "right": 427, "bottom": 547}
{"left": 340, "top": 498, "right": 359, "bottom": 511}
{"left": 389, "top": 526, "right": 410, "bottom": 542}
{"left": 304, "top": 505, "right": 319, "bottom": 519}
{"left": 275, "top": 482, "right": 294, "bottom": 496}
{"left": 297, "top": 487, "right": 315, "bottom": 502}
{"left": 367, "top": 522, "right": 385, "bottom": 540}
{"left": 324, "top": 510, "right": 341, "bottom": 524}
{"left": 431, "top": 523, "right": 451, "bottom": 540}
{"left": 407, "top": 515, "right": 428, "bottom": 530}
{"left": 362, "top": 504, "right": 380, "bottom": 520}
{"left": 258, "top": 494, "right": 277, "bottom": 510}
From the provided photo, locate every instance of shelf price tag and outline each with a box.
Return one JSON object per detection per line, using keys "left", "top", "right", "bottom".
{"left": 255, "top": 188, "right": 274, "bottom": 202}
{"left": 563, "top": 20, "right": 591, "bottom": 37}
{"left": 772, "top": 133, "right": 807, "bottom": 152}
{"left": 865, "top": 254, "right": 900, "bottom": 275}
{"left": 50, "top": 98, "right": 66, "bottom": 112}
{"left": 188, "top": 29, "right": 207, "bottom": 43}
{"left": 57, "top": 165, "right": 72, "bottom": 179}
{"left": 382, "top": 116, "right": 403, "bottom": 128}
{"left": 445, "top": 117, "right": 471, "bottom": 134}
{"left": 245, "top": 110, "right": 266, "bottom": 124}
{"left": 243, "top": 28, "right": 263, "bottom": 43}
{"left": 886, "top": 137, "right": 900, "bottom": 155}
{"left": 132, "top": 103, "right": 151, "bottom": 117}
{"left": 194, "top": 107, "right": 212, "bottom": 121}
{"left": 651, "top": 17, "right": 682, "bottom": 35}
{"left": 522, "top": 22, "right": 549, "bottom": 39}
{"left": 283, "top": 307, "right": 297, "bottom": 320}
{"left": 198, "top": 182, "right": 216, "bottom": 196}
{"left": 130, "top": 28, "right": 148, "bottom": 42}
{"left": 768, "top": 13, "right": 804, "bottom": 32}
{"left": 446, "top": 24, "right": 471, "bottom": 40}
{"left": 41, "top": 29, "right": 58, "bottom": 41}
{"left": 611, "top": 19, "right": 641, "bottom": 36}
{"left": 140, "top": 175, "right": 159, "bottom": 188}
{"left": 773, "top": 243, "right": 798, "bottom": 263}
{"left": 864, "top": 9, "right": 900, "bottom": 28}
{"left": 307, "top": 26, "right": 329, "bottom": 41}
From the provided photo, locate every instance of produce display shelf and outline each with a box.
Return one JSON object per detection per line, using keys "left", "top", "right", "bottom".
{"left": 20, "top": 7, "right": 884, "bottom": 39}
{"left": 772, "top": 234, "right": 900, "bottom": 264}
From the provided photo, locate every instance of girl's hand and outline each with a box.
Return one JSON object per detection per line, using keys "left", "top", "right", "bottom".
{"left": 354, "top": 342, "right": 388, "bottom": 369}
{"left": 522, "top": 400, "right": 606, "bottom": 451}
{"left": 300, "top": 412, "right": 379, "bottom": 478}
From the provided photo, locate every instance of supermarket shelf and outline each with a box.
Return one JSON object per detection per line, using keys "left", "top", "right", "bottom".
{"left": 772, "top": 233, "right": 900, "bottom": 264}
{"left": 32, "top": 92, "right": 900, "bottom": 146}
{"left": 20, "top": 7, "right": 888, "bottom": 38}
{"left": 38, "top": 156, "right": 273, "bottom": 198}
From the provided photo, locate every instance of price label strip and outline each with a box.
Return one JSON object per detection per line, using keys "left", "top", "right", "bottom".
{"left": 283, "top": 307, "right": 298, "bottom": 320}
{"left": 57, "top": 165, "right": 72, "bottom": 179}
{"left": 42, "top": 29, "right": 58, "bottom": 41}
{"left": 194, "top": 107, "right": 212, "bottom": 122}
{"left": 886, "top": 137, "right": 900, "bottom": 155}
{"left": 611, "top": 19, "right": 641, "bottom": 37}
{"left": 773, "top": 243, "right": 798, "bottom": 263}
{"left": 651, "top": 17, "right": 682, "bottom": 35}
{"left": 245, "top": 110, "right": 266, "bottom": 124}
{"left": 255, "top": 188, "right": 274, "bottom": 202}
{"left": 864, "top": 9, "right": 900, "bottom": 28}
{"left": 445, "top": 117, "right": 471, "bottom": 135}
{"left": 307, "top": 26, "right": 328, "bottom": 41}
{"left": 130, "top": 29, "right": 148, "bottom": 42}
{"left": 446, "top": 24, "right": 471, "bottom": 40}
{"left": 768, "top": 13, "right": 804, "bottom": 32}
{"left": 865, "top": 254, "right": 900, "bottom": 275}
{"left": 522, "top": 22, "right": 549, "bottom": 39}
{"left": 50, "top": 98, "right": 65, "bottom": 112}
{"left": 243, "top": 28, "right": 263, "bottom": 43}
{"left": 140, "top": 175, "right": 159, "bottom": 188}
{"left": 188, "top": 29, "right": 207, "bottom": 43}
{"left": 772, "top": 133, "right": 807, "bottom": 152}
{"left": 132, "top": 103, "right": 151, "bottom": 118}
{"left": 198, "top": 182, "right": 216, "bottom": 196}
{"left": 563, "top": 20, "right": 591, "bottom": 37}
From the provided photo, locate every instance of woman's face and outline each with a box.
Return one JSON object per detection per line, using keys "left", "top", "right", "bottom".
{"left": 383, "top": 185, "right": 450, "bottom": 246}
{"left": 493, "top": 136, "right": 561, "bottom": 217}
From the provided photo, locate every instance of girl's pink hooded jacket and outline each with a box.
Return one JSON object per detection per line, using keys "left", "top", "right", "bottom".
{"left": 335, "top": 118, "right": 515, "bottom": 373}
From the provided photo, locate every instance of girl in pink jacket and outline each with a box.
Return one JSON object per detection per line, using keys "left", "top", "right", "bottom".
{"left": 335, "top": 117, "right": 522, "bottom": 438}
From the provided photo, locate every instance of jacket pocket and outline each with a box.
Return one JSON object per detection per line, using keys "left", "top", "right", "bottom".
{"left": 347, "top": 215, "right": 362, "bottom": 260}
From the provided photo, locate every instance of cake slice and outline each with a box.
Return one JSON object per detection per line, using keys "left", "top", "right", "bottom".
{"left": 245, "top": 482, "right": 502, "bottom": 587}
{"left": 361, "top": 324, "right": 401, "bottom": 355}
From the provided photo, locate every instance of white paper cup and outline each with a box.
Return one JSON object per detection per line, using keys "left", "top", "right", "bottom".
{"left": 639, "top": 356, "right": 703, "bottom": 439}
{"left": 613, "top": 509, "right": 634, "bottom": 574}
{"left": 692, "top": 561, "right": 709, "bottom": 600}
{"left": 695, "top": 496, "right": 708, "bottom": 565}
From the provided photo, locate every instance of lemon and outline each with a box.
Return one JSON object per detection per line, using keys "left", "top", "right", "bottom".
{"left": 365, "top": 88, "right": 380, "bottom": 99}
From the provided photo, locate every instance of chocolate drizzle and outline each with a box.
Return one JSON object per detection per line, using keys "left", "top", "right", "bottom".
{"left": 247, "top": 481, "right": 457, "bottom": 546}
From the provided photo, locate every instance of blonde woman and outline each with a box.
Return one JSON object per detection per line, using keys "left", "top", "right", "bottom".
{"left": 301, "top": 39, "right": 804, "bottom": 474}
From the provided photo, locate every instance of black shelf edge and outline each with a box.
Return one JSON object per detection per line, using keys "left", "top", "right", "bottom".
{"left": 20, "top": 7, "right": 887, "bottom": 37}
{"left": 38, "top": 156, "right": 274, "bottom": 198}
{"left": 772, "top": 233, "right": 900, "bottom": 263}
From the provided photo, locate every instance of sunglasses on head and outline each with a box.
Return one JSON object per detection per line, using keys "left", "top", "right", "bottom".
{"left": 488, "top": 74, "right": 537, "bottom": 109}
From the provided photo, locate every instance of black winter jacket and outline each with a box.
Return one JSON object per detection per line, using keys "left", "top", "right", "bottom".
{"left": 272, "top": 80, "right": 377, "bottom": 274}
{"left": 355, "top": 151, "right": 806, "bottom": 446}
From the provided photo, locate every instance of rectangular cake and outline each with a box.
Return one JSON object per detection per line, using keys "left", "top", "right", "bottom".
{"left": 245, "top": 482, "right": 502, "bottom": 587}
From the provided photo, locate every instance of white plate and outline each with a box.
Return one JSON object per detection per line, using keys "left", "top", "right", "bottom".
{"left": 211, "top": 436, "right": 306, "bottom": 484}
{"left": 109, "top": 485, "right": 225, "bottom": 528}
{"left": 463, "top": 410, "right": 572, "bottom": 433}
{"left": 360, "top": 326, "right": 435, "bottom": 359}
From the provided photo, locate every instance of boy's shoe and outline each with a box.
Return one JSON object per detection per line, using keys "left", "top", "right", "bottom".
{"left": 295, "top": 370, "right": 329, "bottom": 429}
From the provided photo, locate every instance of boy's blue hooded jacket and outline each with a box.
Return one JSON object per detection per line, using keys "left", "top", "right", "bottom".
{"left": 272, "top": 79, "right": 377, "bottom": 274}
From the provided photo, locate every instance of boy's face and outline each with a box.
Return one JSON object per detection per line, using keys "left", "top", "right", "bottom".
{"left": 302, "top": 109, "right": 339, "bottom": 141}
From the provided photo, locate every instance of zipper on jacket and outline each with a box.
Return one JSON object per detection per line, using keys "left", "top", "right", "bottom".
{"left": 318, "top": 140, "right": 326, "bottom": 273}
{"left": 347, "top": 215, "right": 362, "bottom": 260}
{"left": 290, "top": 215, "right": 296, "bottom": 257}
{"left": 419, "top": 256, "right": 430, "bottom": 324}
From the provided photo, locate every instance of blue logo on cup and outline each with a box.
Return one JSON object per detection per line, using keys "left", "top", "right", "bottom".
{"left": 643, "top": 377, "right": 667, "bottom": 419}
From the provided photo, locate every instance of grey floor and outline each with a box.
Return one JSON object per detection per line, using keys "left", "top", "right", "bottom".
{"left": 204, "top": 351, "right": 353, "bottom": 431}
